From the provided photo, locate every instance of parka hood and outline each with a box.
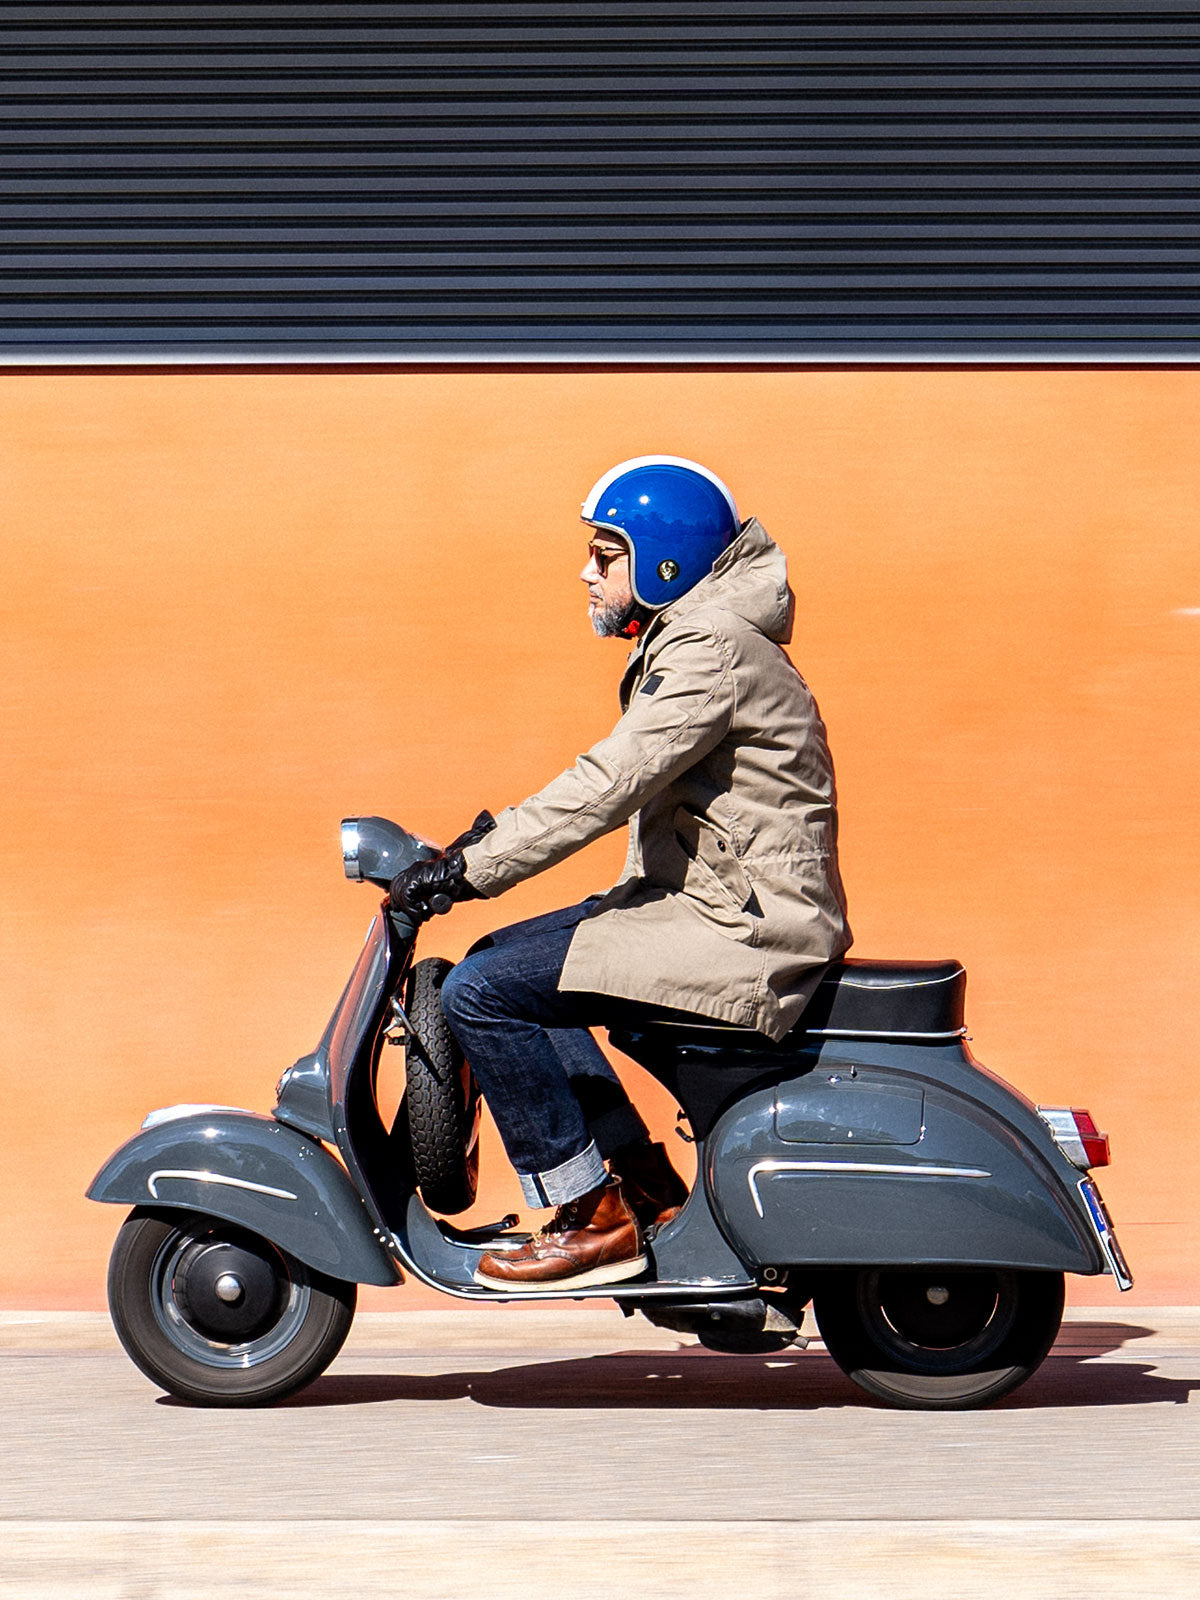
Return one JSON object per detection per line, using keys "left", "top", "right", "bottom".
{"left": 662, "top": 516, "right": 794, "bottom": 645}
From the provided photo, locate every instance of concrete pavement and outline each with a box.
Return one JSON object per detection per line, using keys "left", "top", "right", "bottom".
{"left": 3, "top": 1306, "right": 1198, "bottom": 1596}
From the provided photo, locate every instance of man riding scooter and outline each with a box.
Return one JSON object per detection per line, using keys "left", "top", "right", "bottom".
{"left": 388, "top": 456, "right": 852, "bottom": 1291}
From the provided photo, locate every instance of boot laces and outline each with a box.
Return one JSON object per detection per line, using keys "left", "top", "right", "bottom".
{"left": 542, "top": 1198, "right": 582, "bottom": 1236}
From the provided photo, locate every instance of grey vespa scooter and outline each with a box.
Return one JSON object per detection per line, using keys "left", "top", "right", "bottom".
{"left": 89, "top": 816, "right": 1132, "bottom": 1411}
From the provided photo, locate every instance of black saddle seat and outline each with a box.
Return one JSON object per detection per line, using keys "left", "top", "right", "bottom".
{"left": 796, "top": 958, "right": 966, "bottom": 1040}
{"left": 612, "top": 959, "right": 966, "bottom": 1051}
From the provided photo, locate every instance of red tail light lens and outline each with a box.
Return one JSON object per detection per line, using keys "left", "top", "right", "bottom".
{"left": 1070, "top": 1108, "right": 1110, "bottom": 1168}
{"left": 1037, "top": 1105, "right": 1111, "bottom": 1168}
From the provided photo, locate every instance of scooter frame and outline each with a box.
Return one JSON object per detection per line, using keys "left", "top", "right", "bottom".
{"left": 89, "top": 907, "right": 1131, "bottom": 1309}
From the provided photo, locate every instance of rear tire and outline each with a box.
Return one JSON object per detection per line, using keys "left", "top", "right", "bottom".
{"left": 812, "top": 1266, "right": 1064, "bottom": 1410}
{"left": 404, "top": 956, "right": 481, "bottom": 1215}
{"left": 108, "top": 1209, "right": 355, "bottom": 1406}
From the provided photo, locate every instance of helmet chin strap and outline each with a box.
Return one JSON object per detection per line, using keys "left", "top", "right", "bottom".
{"left": 620, "top": 602, "right": 654, "bottom": 640}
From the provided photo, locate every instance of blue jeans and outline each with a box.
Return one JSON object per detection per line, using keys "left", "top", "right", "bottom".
{"left": 439, "top": 902, "right": 651, "bottom": 1208}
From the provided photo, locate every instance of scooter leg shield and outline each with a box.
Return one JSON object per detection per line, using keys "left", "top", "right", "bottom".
{"left": 87, "top": 1110, "right": 400, "bottom": 1287}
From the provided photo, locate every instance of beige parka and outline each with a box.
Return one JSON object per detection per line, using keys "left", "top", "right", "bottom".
{"left": 460, "top": 518, "right": 852, "bottom": 1040}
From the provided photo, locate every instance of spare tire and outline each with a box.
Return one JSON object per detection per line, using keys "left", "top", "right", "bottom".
{"left": 403, "top": 957, "right": 481, "bottom": 1216}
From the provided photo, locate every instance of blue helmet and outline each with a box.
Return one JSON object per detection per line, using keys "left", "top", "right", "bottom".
{"left": 581, "top": 455, "right": 740, "bottom": 610}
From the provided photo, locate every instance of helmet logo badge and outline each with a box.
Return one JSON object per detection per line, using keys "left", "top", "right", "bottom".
{"left": 658, "top": 559, "right": 680, "bottom": 582}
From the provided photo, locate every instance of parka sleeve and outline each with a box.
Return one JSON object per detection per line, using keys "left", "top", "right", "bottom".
{"left": 460, "top": 624, "right": 735, "bottom": 897}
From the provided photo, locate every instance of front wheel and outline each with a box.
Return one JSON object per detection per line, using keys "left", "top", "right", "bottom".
{"left": 812, "top": 1266, "right": 1064, "bottom": 1410}
{"left": 108, "top": 1209, "right": 356, "bottom": 1406}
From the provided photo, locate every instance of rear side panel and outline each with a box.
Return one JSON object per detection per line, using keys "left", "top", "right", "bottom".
{"left": 708, "top": 1068, "right": 1102, "bottom": 1274}
{"left": 87, "top": 1110, "right": 400, "bottom": 1287}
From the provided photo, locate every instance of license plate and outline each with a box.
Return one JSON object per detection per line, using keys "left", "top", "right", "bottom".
{"left": 1079, "top": 1177, "right": 1134, "bottom": 1291}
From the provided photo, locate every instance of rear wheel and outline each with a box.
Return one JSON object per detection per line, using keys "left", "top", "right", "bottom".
{"left": 404, "top": 956, "right": 480, "bottom": 1215}
{"left": 812, "top": 1266, "right": 1064, "bottom": 1410}
{"left": 108, "top": 1209, "right": 355, "bottom": 1406}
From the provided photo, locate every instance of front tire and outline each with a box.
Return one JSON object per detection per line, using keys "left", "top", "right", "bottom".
{"left": 108, "top": 1209, "right": 356, "bottom": 1406}
{"left": 812, "top": 1266, "right": 1064, "bottom": 1410}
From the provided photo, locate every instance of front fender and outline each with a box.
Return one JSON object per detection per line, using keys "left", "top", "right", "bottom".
{"left": 87, "top": 1110, "right": 400, "bottom": 1287}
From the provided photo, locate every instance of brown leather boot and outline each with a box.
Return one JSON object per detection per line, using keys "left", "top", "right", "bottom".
{"left": 473, "top": 1178, "right": 645, "bottom": 1292}
{"left": 608, "top": 1140, "right": 690, "bottom": 1230}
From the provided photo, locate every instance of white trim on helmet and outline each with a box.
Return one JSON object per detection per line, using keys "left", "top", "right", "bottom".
{"left": 580, "top": 454, "right": 740, "bottom": 527}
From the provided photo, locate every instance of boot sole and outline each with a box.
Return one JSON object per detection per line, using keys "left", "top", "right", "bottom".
{"left": 472, "top": 1254, "right": 648, "bottom": 1293}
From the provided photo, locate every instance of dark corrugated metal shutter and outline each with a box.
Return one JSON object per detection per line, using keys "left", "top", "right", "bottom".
{"left": 2, "top": 2, "right": 1198, "bottom": 362}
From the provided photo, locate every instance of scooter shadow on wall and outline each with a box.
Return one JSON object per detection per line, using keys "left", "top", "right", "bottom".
{"left": 257, "top": 1320, "right": 1197, "bottom": 1413}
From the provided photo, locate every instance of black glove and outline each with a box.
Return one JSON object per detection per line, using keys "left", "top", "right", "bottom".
{"left": 387, "top": 849, "right": 483, "bottom": 924}
{"left": 444, "top": 810, "right": 497, "bottom": 854}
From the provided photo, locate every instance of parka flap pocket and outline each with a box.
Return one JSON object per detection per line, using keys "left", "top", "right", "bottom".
{"left": 673, "top": 806, "right": 755, "bottom": 912}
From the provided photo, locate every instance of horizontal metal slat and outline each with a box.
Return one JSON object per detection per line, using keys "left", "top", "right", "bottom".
{"left": 8, "top": 286, "right": 1200, "bottom": 321}
{"left": 7, "top": 337, "right": 1199, "bottom": 361}
{"left": 10, "top": 318, "right": 1200, "bottom": 341}
{"left": 6, "top": 45, "right": 1199, "bottom": 70}
{"left": 8, "top": 121, "right": 1200, "bottom": 150}
{"left": 12, "top": 267, "right": 1200, "bottom": 293}
{"left": 8, "top": 74, "right": 1200, "bottom": 100}
{"left": 3, "top": 227, "right": 1200, "bottom": 251}
{"left": 6, "top": 171, "right": 1200, "bottom": 217}
{"left": 10, "top": 3, "right": 1198, "bottom": 18}
{"left": 5, "top": 205, "right": 1199, "bottom": 231}
{"left": 5, "top": 98, "right": 1200, "bottom": 125}
{"left": 9, "top": 16, "right": 1200, "bottom": 44}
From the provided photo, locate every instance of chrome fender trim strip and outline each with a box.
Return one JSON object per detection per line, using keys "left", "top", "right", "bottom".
{"left": 140, "top": 1104, "right": 252, "bottom": 1130}
{"left": 747, "top": 1158, "right": 991, "bottom": 1218}
{"left": 146, "top": 1169, "right": 298, "bottom": 1203}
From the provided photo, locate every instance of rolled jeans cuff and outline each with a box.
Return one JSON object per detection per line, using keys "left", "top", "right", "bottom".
{"left": 518, "top": 1139, "right": 607, "bottom": 1209}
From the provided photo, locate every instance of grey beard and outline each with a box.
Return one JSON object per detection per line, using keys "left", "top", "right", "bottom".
{"left": 591, "top": 595, "right": 649, "bottom": 638}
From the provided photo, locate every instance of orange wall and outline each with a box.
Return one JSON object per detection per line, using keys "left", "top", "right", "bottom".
{"left": 1, "top": 369, "right": 1197, "bottom": 1309}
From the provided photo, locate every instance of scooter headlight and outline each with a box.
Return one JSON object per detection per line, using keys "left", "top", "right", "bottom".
{"left": 340, "top": 815, "right": 439, "bottom": 887}
{"left": 341, "top": 819, "right": 363, "bottom": 880}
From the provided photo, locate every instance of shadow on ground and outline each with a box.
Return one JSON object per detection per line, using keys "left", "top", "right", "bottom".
{"left": 265, "top": 1321, "right": 1198, "bottom": 1413}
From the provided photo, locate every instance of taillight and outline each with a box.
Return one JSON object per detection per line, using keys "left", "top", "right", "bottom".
{"left": 1037, "top": 1106, "right": 1111, "bottom": 1169}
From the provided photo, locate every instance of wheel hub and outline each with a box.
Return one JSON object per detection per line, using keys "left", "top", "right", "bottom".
{"left": 875, "top": 1270, "right": 1002, "bottom": 1351}
{"left": 853, "top": 1267, "right": 1021, "bottom": 1377}
{"left": 172, "top": 1239, "right": 285, "bottom": 1342}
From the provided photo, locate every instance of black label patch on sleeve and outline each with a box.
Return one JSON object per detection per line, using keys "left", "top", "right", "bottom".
{"left": 639, "top": 673, "right": 664, "bottom": 696}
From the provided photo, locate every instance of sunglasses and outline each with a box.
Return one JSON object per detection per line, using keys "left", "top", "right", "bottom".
{"left": 587, "top": 541, "right": 629, "bottom": 577}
